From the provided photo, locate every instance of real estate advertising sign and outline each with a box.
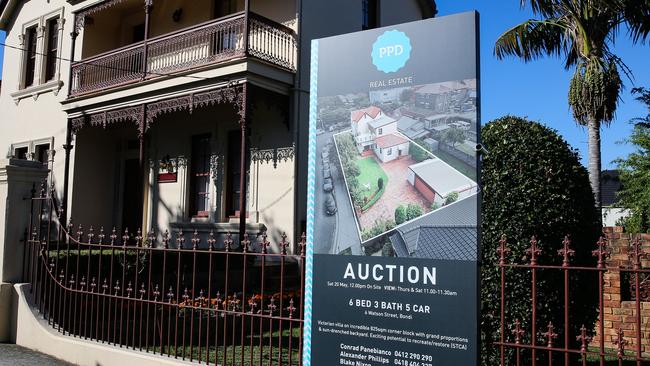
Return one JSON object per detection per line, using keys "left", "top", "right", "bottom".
{"left": 304, "top": 12, "right": 480, "bottom": 365}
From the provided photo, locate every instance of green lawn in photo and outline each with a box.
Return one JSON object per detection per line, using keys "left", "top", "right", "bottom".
{"left": 355, "top": 157, "right": 388, "bottom": 201}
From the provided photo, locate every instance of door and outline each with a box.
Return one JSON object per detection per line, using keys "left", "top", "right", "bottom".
{"left": 189, "top": 134, "right": 212, "bottom": 218}
{"left": 122, "top": 158, "right": 142, "bottom": 233}
{"left": 225, "top": 130, "right": 241, "bottom": 217}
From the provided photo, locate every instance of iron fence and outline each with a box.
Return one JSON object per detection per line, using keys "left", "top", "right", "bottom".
{"left": 495, "top": 235, "right": 650, "bottom": 366}
{"left": 24, "top": 182, "right": 305, "bottom": 365}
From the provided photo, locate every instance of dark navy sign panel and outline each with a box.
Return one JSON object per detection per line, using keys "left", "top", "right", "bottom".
{"left": 305, "top": 11, "right": 480, "bottom": 366}
{"left": 311, "top": 255, "right": 477, "bottom": 365}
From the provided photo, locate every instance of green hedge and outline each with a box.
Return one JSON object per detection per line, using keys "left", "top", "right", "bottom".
{"left": 481, "top": 116, "right": 601, "bottom": 365}
{"left": 361, "top": 185, "right": 386, "bottom": 212}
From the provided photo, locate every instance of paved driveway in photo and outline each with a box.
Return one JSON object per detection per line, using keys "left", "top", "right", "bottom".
{"left": 357, "top": 156, "right": 430, "bottom": 232}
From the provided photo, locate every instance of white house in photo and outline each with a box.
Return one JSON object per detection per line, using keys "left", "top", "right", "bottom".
{"left": 350, "top": 106, "right": 410, "bottom": 162}
{"left": 407, "top": 159, "right": 477, "bottom": 205}
{"left": 350, "top": 106, "right": 394, "bottom": 150}
{"left": 374, "top": 134, "right": 410, "bottom": 163}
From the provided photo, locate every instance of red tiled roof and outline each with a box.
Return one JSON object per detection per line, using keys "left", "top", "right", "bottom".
{"left": 351, "top": 106, "right": 382, "bottom": 123}
{"left": 375, "top": 134, "right": 408, "bottom": 149}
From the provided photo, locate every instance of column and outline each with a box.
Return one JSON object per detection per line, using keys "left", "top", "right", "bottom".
{"left": 238, "top": 84, "right": 249, "bottom": 240}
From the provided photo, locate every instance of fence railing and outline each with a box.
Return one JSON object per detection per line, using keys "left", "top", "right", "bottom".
{"left": 24, "top": 182, "right": 305, "bottom": 365}
{"left": 70, "top": 12, "right": 297, "bottom": 97}
{"left": 495, "top": 235, "right": 650, "bottom": 366}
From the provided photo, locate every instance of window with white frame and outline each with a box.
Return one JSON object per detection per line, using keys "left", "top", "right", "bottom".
{"left": 9, "top": 137, "right": 54, "bottom": 166}
{"left": 15, "top": 9, "right": 65, "bottom": 93}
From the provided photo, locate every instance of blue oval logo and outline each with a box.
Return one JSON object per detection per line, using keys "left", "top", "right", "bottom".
{"left": 371, "top": 30, "right": 412, "bottom": 73}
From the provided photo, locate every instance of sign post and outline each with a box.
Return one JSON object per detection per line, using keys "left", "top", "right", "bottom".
{"left": 304, "top": 12, "right": 481, "bottom": 366}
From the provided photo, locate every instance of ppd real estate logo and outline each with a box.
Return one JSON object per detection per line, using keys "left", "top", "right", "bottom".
{"left": 371, "top": 30, "right": 412, "bottom": 73}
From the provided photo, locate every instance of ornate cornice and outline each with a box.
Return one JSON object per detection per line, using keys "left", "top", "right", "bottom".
{"left": 251, "top": 143, "right": 295, "bottom": 168}
{"left": 145, "top": 94, "right": 192, "bottom": 130}
{"left": 70, "top": 83, "right": 246, "bottom": 136}
{"left": 75, "top": 0, "right": 129, "bottom": 32}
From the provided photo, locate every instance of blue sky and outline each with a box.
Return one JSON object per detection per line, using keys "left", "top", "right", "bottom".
{"left": 0, "top": 1, "right": 648, "bottom": 168}
{"left": 439, "top": 1, "right": 650, "bottom": 168}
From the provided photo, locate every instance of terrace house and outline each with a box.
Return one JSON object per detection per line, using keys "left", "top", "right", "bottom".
{"left": 0, "top": 0, "right": 439, "bottom": 361}
{"left": 0, "top": 0, "right": 437, "bottom": 249}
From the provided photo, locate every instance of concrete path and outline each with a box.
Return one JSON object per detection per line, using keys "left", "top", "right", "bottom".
{"left": 0, "top": 344, "right": 75, "bottom": 366}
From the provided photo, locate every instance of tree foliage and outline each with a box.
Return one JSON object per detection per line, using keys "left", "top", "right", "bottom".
{"left": 481, "top": 116, "right": 601, "bottom": 366}
{"left": 442, "top": 128, "right": 466, "bottom": 147}
{"left": 615, "top": 89, "right": 650, "bottom": 232}
{"left": 494, "top": 0, "right": 650, "bottom": 207}
{"left": 400, "top": 88, "right": 414, "bottom": 103}
{"left": 381, "top": 241, "right": 395, "bottom": 257}
{"left": 630, "top": 87, "right": 650, "bottom": 128}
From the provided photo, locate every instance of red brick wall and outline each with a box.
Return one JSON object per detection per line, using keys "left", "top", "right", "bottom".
{"left": 413, "top": 175, "right": 436, "bottom": 203}
{"left": 592, "top": 227, "right": 650, "bottom": 356}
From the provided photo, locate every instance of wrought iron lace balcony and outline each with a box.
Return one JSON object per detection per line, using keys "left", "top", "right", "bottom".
{"left": 70, "top": 12, "right": 296, "bottom": 97}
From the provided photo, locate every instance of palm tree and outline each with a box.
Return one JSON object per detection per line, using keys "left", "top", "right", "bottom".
{"left": 494, "top": 0, "right": 650, "bottom": 208}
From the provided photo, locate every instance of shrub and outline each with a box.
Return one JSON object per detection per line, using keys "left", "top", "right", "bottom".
{"left": 481, "top": 116, "right": 600, "bottom": 366}
{"left": 361, "top": 219, "right": 396, "bottom": 241}
{"left": 444, "top": 191, "right": 459, "bottom": 205}
{"left": 378, "top": 177, "right": 384, "bottom": 190}
{"left": 405, "top": 203, "right": 423, "bottom": 221}
{"left": 361, "top": 185, "right": 386, "bottom": 212}
{"left": 442, "top": 127, "right": 467, "bottom": 147}
{"left": 410, "top": 142, "right": 430, "bottom": 163}
{"left": 395, "top": 205, "right": 407, "bottom": 225}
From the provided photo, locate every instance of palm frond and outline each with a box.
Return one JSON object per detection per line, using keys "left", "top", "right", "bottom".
{"left": 494, "top": 19, "right": 567, "bottom": 61}
{"left": 619, "top": 0, "right": 650, "bottom": 43}
{"left": 604, "top": 51, "right": 634, "bottom": 81}
{"left": 631, "top": 87, "right": 650, "bottom": 127}
{"left": 524, "top": 0, "right": 559, "bottom": 16}
{"left": 563, "top": 37, "right": 580, "bottom": 69}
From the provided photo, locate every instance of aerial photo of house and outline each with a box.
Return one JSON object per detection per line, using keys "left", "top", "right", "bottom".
{"left": 313, "top": 78, "right": 479, "bottom": 256}
{"left": 334, "top": 104, "right": 478, "bottom": 243}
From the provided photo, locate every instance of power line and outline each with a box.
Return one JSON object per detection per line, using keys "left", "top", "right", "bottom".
{"left": 0, "top": 41, "right": 229, "bottom": 82}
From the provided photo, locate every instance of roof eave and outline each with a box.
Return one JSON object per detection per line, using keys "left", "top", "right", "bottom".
{"left": 0, "top": 0, "right": 21, "bottom": 31}
{"left": 417, "top": 0, "right": 438, "bottom": 19}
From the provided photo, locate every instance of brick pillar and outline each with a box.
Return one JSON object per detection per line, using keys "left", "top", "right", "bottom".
{"left": 592, "top": 227, "right": 650, "bottom": 357}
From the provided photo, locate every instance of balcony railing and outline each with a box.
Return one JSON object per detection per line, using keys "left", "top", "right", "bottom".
{"left": 70, "top": 12, "right": 296, "bottom": 97}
